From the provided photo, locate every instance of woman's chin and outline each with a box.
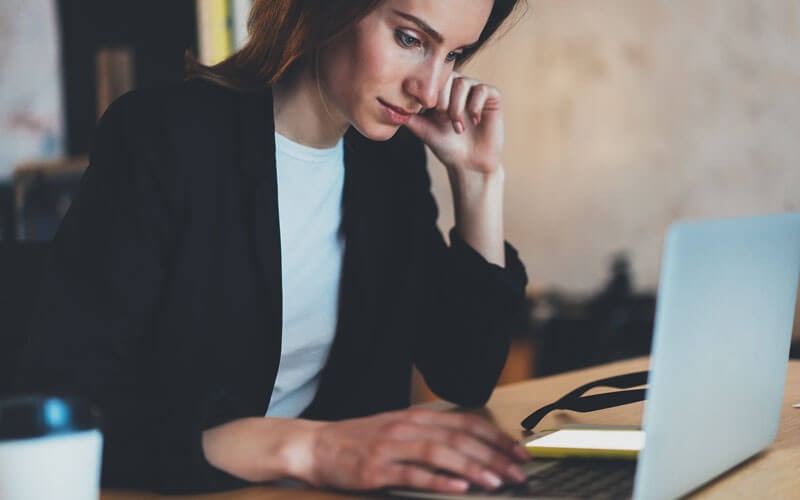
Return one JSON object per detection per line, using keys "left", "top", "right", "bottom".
{"left": 352, "top": 121, "right": 402, "bottom": 142}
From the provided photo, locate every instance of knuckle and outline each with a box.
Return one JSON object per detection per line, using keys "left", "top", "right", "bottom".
{"left": 406, "top": 407, "right": 425, "bottom": 419}
{"left": 370, "top": 439, "right": 393, "bottom": 458}
{"left": 452, "top": 77, "right": 469, "bottom": 91}
{"left": 473, "top": 87, "right": 489, "bottom": 101}
{"left": 372, "top": 470, "right": 392, "bottom": 489}
{"left": 467, "top": 93, "right": 483, "bottom": 107}
{"left": 453, "top": 413, "right": 472, "bottom": 429}
{"left": 422, "top": 442, "right": 440, "bottom": 461}
{"left": 486, "top": 449, "right": 510, "bottom": 468}
{"left": 464, "top": 462, "right": 488, "bottom": 484}
{"left": 464, "top": 413, "right": 487, "bottom": 429}
{"left": 407, "top": 407, "right": 433, "bottom": 421}
{"left": 489, "top": 87, "right": 503, "bottom": 101}
{"left": 465, "top": 461, "right": 484, "bottom": 480}
{"left": 385, "top": 421, "right": 411, "bottom": 438}
{"left": 400, "top": 466, "right": 417, "bottom": 485}
{"left": 450, "top": 431, "right": 470, "bottom": 449}
{"left": 359, "top": 463, "right": 379, "bottom": 487}
{"left": 495, "top": 456, "right": 514, "bottom": 473}
{"left": 432, "top": 474, "right": 455, "bottom": 491}
{"left": 478, "top": 83, "right": 496, "bottom": 94}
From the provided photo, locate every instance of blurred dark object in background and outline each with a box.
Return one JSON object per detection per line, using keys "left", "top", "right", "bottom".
{"left": 0, "top": 240, "right": 50, "bottom": 396}
{"left": 3, "top": 1, "right": 197, "bottom": 241}
{"left": 57, "top": 0, "right": 196, "bottom": 155}
{"left": 0, "top": 183, "right": 14, "bottom": 241}
{"left": 530, "top": 254, "right": 656, "bottom": 376}
{"left": 13, "top": 159, "right": 87, "bottom": 241}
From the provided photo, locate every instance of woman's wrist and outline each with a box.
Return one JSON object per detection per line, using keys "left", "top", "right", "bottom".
{"left": 278, "top": 418, "right": 326, "bottom": 485}
{"left": 447, "top": 165, "right": 505, "bottom": 209}
{"left": 446, "top": 163, "right": 505, "bottom": 192}
{"left": 447, "top": 165, "right": 506, "bottom": 267}
{"left": 201, "top": 416, "right": 325, "bottom": 484}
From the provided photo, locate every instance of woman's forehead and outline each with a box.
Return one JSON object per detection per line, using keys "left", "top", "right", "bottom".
{"left": 377, "top": 0, "right": 493, "bottom": 46}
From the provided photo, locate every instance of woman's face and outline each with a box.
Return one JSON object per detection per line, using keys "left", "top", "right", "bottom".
{"left": 318, "top": 0, "right": 494, "bottom": 141}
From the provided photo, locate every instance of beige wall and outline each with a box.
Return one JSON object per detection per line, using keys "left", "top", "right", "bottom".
{"left": 428, "top": 0, "right": 800, "bottom": 293}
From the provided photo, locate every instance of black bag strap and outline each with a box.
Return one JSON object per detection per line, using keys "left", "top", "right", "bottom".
{"left": 520, "top": 370, "right": 649, "bottom": 430}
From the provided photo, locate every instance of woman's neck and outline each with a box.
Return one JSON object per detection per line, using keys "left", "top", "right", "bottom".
{"left": 272, "top": 64, "right": 349, "bottom": 149}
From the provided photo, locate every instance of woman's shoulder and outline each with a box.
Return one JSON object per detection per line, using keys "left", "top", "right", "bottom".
{"left": 90, "top": 79, "right": 271, "bottom": 185}
{"left": 103, "top": 79, "right": 266, "bottom": 131}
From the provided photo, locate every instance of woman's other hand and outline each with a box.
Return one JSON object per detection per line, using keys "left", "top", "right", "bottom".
{"left": 202, "top": 408, "right": 529, "bottom": 493}
{"left": 405, "top": 72, "right": 504, "bottom": 176}
{"left": 404, "top": 71, "right": 507, "bottom": 267}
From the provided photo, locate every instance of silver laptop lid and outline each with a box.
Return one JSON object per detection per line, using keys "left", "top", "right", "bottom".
{"left": 633, "top": 213, "right": 800, "bottom": 500}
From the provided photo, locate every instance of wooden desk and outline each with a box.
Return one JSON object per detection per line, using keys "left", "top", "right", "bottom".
{"left": 103, "top": 357, "right": 800, "bottom": 499}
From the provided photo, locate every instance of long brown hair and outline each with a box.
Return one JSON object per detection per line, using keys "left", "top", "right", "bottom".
{"left": 186, "top": 0, "right": 526, "bottom": 91}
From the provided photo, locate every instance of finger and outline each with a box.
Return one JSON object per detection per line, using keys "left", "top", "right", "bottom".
{"left": 384, "top": 440, "right": 506, "bottom": 490}
{"left": 447, "top": 77, "right": 474, "bottom": 134}
{"left": 405, "top": 107, "right": 454, "bottom": 142}
{"left": 435, "top": 73, "right": 455, "bottom": 114}
{"left": 383, "top": 464, "right": 470, "bottom": 493}
{"left": 406, "top": 409, "right": 530, "bottom": 462}
{"left": 405, "top": 112, "right": 437, "bottom": 143}
{"left": 465, "top": 84, "right": 493, "bottom": 126}
{"left": 383, "top": 421, "right": 526, "bottom": 483}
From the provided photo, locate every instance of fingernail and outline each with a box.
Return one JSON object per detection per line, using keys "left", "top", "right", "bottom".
{"left": 482, "top": 471, "right": 503, "bottom": 489}
{"left": 449, "top": 478, "right": 470, "bottom": 492}
{"left": 472, "top": 116, "right": 479, "bottom": 126}
{"left": 507, "top": 464, "right": 527, "bottom": 483}
{"left": 454, "top": 120, "right": 464, "bottom": 134}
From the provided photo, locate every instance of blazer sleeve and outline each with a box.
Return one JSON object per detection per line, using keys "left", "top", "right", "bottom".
{"left": 12, "top": 91, "right": 198, "bottom": 491}
{"left": 405, "top": 136, "right": 529, "bottom": 408}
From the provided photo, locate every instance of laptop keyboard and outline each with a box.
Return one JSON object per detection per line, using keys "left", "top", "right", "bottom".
{"left": 487, "top": 459, "right": 636, "bottom": 498}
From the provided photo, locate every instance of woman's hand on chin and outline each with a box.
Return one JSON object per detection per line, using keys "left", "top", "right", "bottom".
{"left": 405, "top": 72, "right": 505, "bottom": 177}
{"left": 202, "top": 408, "right": 529, "bottom": 493}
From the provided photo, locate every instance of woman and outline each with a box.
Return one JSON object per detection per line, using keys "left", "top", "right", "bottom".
{"left": 16, "top": 0, "right": 530, "bottom": 494}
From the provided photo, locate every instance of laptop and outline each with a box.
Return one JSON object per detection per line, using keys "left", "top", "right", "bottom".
{"left": 394, "top": 212, "right": 800, "bottom": 499}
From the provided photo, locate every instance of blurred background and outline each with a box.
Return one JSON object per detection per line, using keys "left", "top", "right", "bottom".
{"left": 1, "top": 0, "right": 798, "bottom": 400}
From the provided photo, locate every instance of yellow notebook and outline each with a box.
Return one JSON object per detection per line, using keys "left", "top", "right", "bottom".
{"left": 524, "top": 425, "right": 643, "bottom": 460}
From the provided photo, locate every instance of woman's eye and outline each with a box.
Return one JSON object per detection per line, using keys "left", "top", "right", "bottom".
{"left": 396, "top": 30, "right": 421, "bottom": 48}
{"left": 446, "top": 51, "right": 464, "bottom": 63}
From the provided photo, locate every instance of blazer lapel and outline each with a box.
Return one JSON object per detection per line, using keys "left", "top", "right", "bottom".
{"left": 235, "top": 91, "right": 384, "bottom": 419}
{"left": 302, "top": 129, "right": 383, "bottom": 419}
{"left": 237, "top": 87, "right": 283, "bottom": 412}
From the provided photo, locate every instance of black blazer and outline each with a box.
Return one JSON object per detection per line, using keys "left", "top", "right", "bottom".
{"left": 15, "top": 80, "right": 528, "bottom": 493}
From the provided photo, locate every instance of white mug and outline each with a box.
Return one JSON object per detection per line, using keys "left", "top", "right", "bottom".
{"left": 0, "top": 396, "right": 103, "bottom": 500}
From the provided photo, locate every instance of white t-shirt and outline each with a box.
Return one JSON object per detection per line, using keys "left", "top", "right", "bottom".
{"left": 265, "top": 132, "right": 345, "bottom": 417}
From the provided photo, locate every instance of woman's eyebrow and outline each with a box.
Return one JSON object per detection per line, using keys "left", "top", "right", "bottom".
{"left": 392, "top": 10, "right": 481, "bottom": 49}
{"left": 392, "top": 10, "right": 444, "bottom": 43}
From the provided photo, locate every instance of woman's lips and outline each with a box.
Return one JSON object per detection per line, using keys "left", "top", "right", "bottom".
{"left": 378, "top": 98, "right": 414, "bottom": 125}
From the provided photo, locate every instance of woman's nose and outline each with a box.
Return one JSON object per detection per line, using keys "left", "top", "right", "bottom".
{"left": 404, "top": 61, "right": 448, "bottom": 110}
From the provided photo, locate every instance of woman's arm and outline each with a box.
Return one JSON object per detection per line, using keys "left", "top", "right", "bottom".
{"left": 403, "top": 73, "right": 527, "bottom": 406}
{"left": 447, "top": 166, "right": 505, "bottom": 266}
{"left": 14, "top": 90, "right": 176, "bottom": 489}
{"left": 202, "top": 408, "right": 529, "bottom": 493}
{"left": 406, "top": 72, "right": 508, "bottom": 267}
